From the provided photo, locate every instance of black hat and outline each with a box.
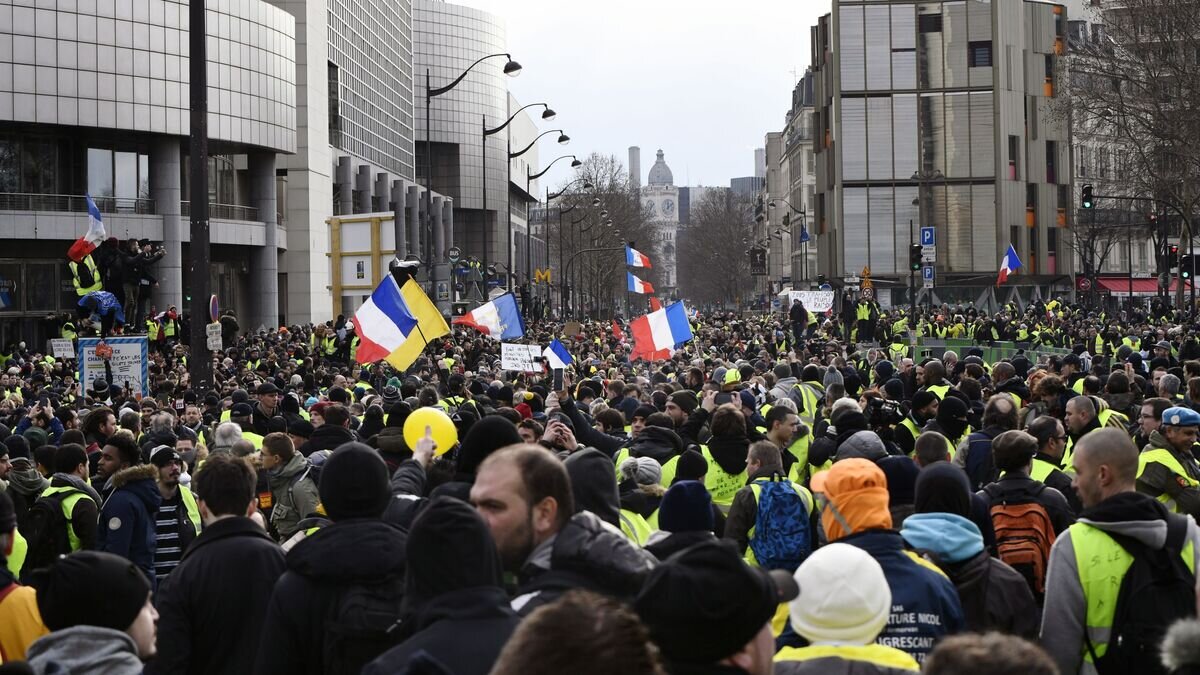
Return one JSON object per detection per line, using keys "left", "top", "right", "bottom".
{"left": 381, "top": 385, "right": 402, "bottom": 406}
{"left": 29, "top": 551, "right": 150, "bottom": 632}
{"left": 231, "top": 389, "right": 250, "bottom": 404}
{"left": 635, "top": 540, "right": 798, "bottom": 664}
{"left": 673, "top": 449, "right": 708, "bottom": 483}
{"left": 668, "top": 391, "right": 698, "bottom": 414}
{"left": 287, "top": 420, "right": 314, "bottom": 438}
{"left": 256, "top": 382, "right": 280, "bottom": 395}
{"left": 89, "top": 378, "right": 109, "bottom": 398}
{"left": 318, "top": 442, "right": 391, "bottom": 520}
{"left": 3, "top": 434, "right": 29, "bottom": 461}
{"left": 230, "top": 402, "right": 254, "bottom": 418}
{"left": 150, "top": 445, "right": 181, "bottom": 468}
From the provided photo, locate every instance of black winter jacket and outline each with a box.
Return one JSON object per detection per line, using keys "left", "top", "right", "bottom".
{"left": 297, "top": 424, "right": 355, "bottom": 457}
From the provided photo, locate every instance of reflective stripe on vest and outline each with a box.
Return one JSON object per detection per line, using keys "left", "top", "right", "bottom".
{"left": 1137, "top": 448, "right": 1200, "bottom": 513}
{"left": 744, "top": 478, "right": 813, "bottom": 567}
{"left": 40, "top": 485, "right": 95, "bottom": 552}
{"left": 699, "top": 445, "right": 748, "bottom": 512}
{"left": 179, "top": 485, "right": 201, "bottom": 534}
{"left": 1071, "top": 521, "right": 1196, "bottom": 662}
{"left": 619, "top": 509, "right": 653, "bottom": 546}
{"left": 774, "top": 644, "right": 919, "bottom": 671}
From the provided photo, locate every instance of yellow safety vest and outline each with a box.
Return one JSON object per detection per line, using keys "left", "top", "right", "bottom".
{"left": 1137, "top": 448, "right": 1200, "bottom": 514}
{"left": 179, "top": 485, "right": 201, "bottom": 534}
{"left": 795, "top": 383, "right": 823, "bottom": 426}
{"left": 69, "top": 256, "right": 102, "bottom": 296}
{"left": 618, "top": 509, "right": 653, "bottom": 546}
{"left": 163, "top": 320, "right": 176, "bottom": 337}
{"left": 39, "top": 485, "right": 96, "bottom": 552}
{"left": 1071, "top": 521, "right": 1195, "bottom": 664}
{"left": 786, "top": 433, "right": 815, "bottom": 484}
{"left": 1030, "top": 457, "right": 1062, "bottom": 483}
{"left": 6, "top": 528, "right": 27, "bottom": 577}
{"left": 775, "top": 644, "right": 919, "bottom": 671}
{"left": 613, "top": 447, "right": 680, "bottom": 488}
{"left": 147, "top": 321, "right": 160, "bottom": 341}
{"left": 744, "top": 477, "right": 813, "bottom": 567}
{"left": 699, "top": 445, "right": 748, "bottom": 513}
{"left": 242, "top": 431, "right": 264, "bottom": 450}
{"left": 925, "top": 384, "right": 950, "bottom": 400}
{"left": 61, "top": 322, "right": 77, "bottom": 341}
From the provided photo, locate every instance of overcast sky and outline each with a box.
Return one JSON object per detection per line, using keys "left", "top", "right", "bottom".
{"left": 454, "top": 0, "right": 831, "bottom": 191}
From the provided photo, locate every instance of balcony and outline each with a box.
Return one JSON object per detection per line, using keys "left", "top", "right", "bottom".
{"left": 0, "top": 193, "right": 156, "bottom": 214}
{"left": 181, "top": 201, "right": 261, "bottom": 222}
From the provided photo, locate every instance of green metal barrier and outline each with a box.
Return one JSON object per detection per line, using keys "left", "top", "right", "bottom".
{"left": 915, "top": 337, "right": 1071, "bottom": 365}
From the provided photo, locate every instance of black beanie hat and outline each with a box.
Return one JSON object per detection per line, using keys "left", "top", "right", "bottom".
{"left": 456, "top": 416, "right": 523, "bottom": 479}
{"left": 29, "top": 551, "right": 150, "bottom": 631}
{"left": 673, "top": 449, "right": 708, "bottom": 483}
{"left": 668, "top": 391, "right": 697, "bottom": 414}
{"left": 1, "top": 434, "right": 27, "bottom": 460}
{"left": 318, "top": 442, "right": 391, "bottom": 521}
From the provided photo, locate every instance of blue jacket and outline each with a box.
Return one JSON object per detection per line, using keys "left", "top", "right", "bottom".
{"left": 97, "top": 464, "right": 161, "bottom": 582}
{"left": 840, "top": 529, "right": 965, "bottom": 664}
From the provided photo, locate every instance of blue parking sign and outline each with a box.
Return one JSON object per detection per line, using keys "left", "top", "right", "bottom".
{"left": 920, "top": 227, "right": 935, "bottom": 247}
{"left": 922, "top": 265, "right": 935, "bottom": 281}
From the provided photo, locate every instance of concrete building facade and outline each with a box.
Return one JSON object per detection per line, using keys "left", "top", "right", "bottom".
{"left": 812, "top": 0, "right": 1072, "bottom": 306}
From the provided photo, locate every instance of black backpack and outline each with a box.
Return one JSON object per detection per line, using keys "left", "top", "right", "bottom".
{"left": 321, "top": 574, "right": 406, "bottom": 674}
{"left": 1085, "top": 513, "right": 1197, "bottom": 675}
{"left": 20, "top": 490, "right": 84, "bottom": 578}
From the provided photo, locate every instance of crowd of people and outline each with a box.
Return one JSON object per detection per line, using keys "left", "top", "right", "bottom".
{"left": 0, "top": 294, "right": 1199, "bottom": 674}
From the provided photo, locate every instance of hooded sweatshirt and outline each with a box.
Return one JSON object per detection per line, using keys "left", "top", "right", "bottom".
{"left": 1041, "top": 492, "right": 1200, "bottom": 675}
{"left": 627, "top": 426, "right": 684, "bottom": 465}
{"left": 901, "top": 512, "right": 1038, "bottom": 637}
{"left": 564, "top": 449, "right": 622, "bottom": 528}
{"left": 364, "top": 496, "right": 519, "bottom": 675}
{"left": 25, "top": 625, "right": 144, "bottom": 675}
{"left": 455, "top": 416, "right": 523, "bottom": 481}
{"left": 821, "top": 459, "right": 965, "bottom": 663}
{"left": 267, "top": 453, "right": 320, "bottom": 541}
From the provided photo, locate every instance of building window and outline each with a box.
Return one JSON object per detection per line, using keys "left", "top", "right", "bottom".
{"left": 1068, "top": 20, "right": 1087, "bottom": 45}
{"left": 1008, "top": 135, "right": 1020, "bottom": 180}
{"left": 968, "top": 41, "right": 993, "bottom": 67}
{"left": 1046, "top": 141, "right": 1058, "bottom": 184}
{"left": 919, "top": 13, "right": 943, "bottom": 33}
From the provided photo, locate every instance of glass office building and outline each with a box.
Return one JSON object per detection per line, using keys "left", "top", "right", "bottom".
{"left": 812, "top": 0, "right": 1071, "bottom": 302}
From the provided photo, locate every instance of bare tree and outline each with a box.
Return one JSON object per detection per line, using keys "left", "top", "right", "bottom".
{"left": 1065, "top": 0, "right": 1200, "bottom": 305}
{"left": 677, "top": 189, "right": 755, "bottom": 307}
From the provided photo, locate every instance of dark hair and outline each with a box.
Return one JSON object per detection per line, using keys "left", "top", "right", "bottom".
{"left": 192, "top": 454, "right": 257, "bottom": 518}
{"left": 1143, "top": 396, "right": 1172, "bottom": 421}
{"left": 517, "top": 419, "right": 545, "bottom": 437}
{"left": 594, "top": 409, "right": 625, "bottom": 432}
{"left": 59, "top": 429, "right": 85, "bottom": 447}
{"left": 1106, "top": 370, "right": 1130, "bottom": 394}
{"left": 322, "top": 404, "right": 351, "bottom": 428}
{"left": 914, "top": 431, "right": 951, "bottom": 467}
{"left": 35, "top": 444, "right": 58, "bottom": 472}
{"left": 710, "top": 406, "right": 746, "bottom": 438}
{"left": 53, "top": 444, "right": 89, "bottom": 475}
{"left": 482, "top": 444, "right": 574, "bottom": 531}
{"left": 765, "top": 405, "right": 794, "bottom": 429}
{"left": 1027, "top": 414, "right": 1062, "bottom": 449}
{"left": 80, "top": 407, "right": 115, "bottom": 438}
{"left": 644, "top": 412, "right": 673, "bottom": 429}
{"left": 104, "top": 433, "right": 141, "bottom": 467}
{"left": 490, "top": 590, "right": 666, "bottom": 675}
{"left": 261, "top": 432, "right": 295, "bottom": 462}
{"left": 924, "top": 633, "right": 1057, "bottom": 675}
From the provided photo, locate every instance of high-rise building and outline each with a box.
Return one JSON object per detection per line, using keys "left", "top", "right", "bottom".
{"left": 812, "top": 0, "right": 1072, "bottom": 305}
{"left": 730, "top": 176, "right": 764, "bottom": 197}
{"left": 754, "top": 147, "right": 766, "bottom": 179}
{"left": 629, "top": 146, "right": 641, "bottom": 190}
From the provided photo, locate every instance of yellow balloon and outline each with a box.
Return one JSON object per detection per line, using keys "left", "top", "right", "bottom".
{"left": 403, "top": 406, "right": 458, "bottom": 456}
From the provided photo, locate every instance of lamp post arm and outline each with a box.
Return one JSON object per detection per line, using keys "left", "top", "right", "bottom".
{"left": 485, "top": 102, "right": 549, "bottom": 137}
{"left": 510, "top": 130, "right": 564, "bottom": 159}
{"left": 430, "top": 52, "right": 511, "bottom": 98}
{"left": 529, "top": 154, "right": 577, "bottom": 181}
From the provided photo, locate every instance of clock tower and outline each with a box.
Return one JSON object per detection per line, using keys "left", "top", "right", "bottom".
{"left": 640, "top": 149, "right": 679, "bottom": 292}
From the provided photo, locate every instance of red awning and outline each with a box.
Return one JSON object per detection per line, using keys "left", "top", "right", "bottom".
{"left": 1095, "top": 277, "right": 1192, "bottom": 295}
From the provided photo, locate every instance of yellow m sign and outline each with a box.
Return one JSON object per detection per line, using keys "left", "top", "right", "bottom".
{"left": 534, "top": 268, "right": 552, "bottom": 284}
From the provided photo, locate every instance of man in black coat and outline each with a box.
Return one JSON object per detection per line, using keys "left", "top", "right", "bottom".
{"left": 364, "top": 496, "right": 519, "bottom": 675}
{"left": 255, "top": 443, "right": 408, "bottom": 675}
{"left": 297, "top": 404, "right": 356, "bottom": 457}
{"left": 149, "top": 454, "right": 286, "bottom": 675}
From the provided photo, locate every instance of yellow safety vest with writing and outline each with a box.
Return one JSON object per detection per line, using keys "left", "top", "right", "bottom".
{"left": 40, "top": 485, "right": 96, "bottom": 552}
{"left": 744, "top": 477, "right": 813, "bottom": 567}
{"left": 699, "top": 445, "right": 748, "bottom": 512}
{"left": 774, "top": 644, "right": 919, "bottom": 671}
{"left": 1137, "top": 448, "right": 1200, "bottom": 514}
{"left": 1071, "top": 521, "right": 1195, "bottom": 663}
{"left": 179, "top": 485, "right": 201, "bottom": 534}
{"left": 69, "top": 256, "right": 102, "bottom": 296}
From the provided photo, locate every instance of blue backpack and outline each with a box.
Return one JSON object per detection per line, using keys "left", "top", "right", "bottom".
{"left": 749, "top": 476, "right": 813, "bottom": 571}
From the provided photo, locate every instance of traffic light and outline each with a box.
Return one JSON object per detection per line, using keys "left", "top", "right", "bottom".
{"left": 1169, "top": 244, "right": 1180, "bottom": 269}
{"left": 1182, "top": 255, "right": 1194, "bottom": 280}
{"left": 909, "top": 243, "right": 923, "bottom": 271}
{"left": 1081, "top": 184, "right": 1094, "bottom": 209}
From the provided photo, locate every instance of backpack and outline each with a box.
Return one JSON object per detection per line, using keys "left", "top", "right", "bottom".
{"left": 1085, "top": 513, "right": 1197, "bottom": 675}
{"left": 749, "top": 477, "right": 813, "bottom": 572}
{"left": 965, "top": 430, "right": 999, "bottom": 491}
{"left": 321, "top": 575, "right": 406, "bottom": 674}
{"left": 982, "top": 483, "right": 1055, "bottom": 597}
{"left": 21, "top": 490, "right": 83, "bottom": 578}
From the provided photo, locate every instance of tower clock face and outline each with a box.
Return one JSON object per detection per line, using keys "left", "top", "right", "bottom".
{"left": 645, "top": 199, "right": 656, "bottom": 217}
{"left": 662, "top": 199, "right": 675, "bottom": 215}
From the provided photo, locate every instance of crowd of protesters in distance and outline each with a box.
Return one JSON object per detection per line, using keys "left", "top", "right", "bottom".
{"left": 2, "top": 293, "right": 1200, "bottom": 674}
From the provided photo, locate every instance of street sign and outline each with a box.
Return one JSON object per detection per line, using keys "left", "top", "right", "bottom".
{"left": 921, "top": 265, "right": 935, "bottom": 289}
{"left": 923, "top": 279, "right": 934, "bottom": 289}
{"left": 921, "top": 250, "right": 936, "bottom": 263}
{"left": 1077, "top": 276, "right": 1092, "bottom": 292}
{"left": 447, "top": 246, "right": 461, "bottom": 263}
{"left": 819, "top": 283, "right": 833, "bottom": 291}
{"left": 920, "top": 227, "right": 935, "bottom": 247}
{"left": 205, "top": 323, "right": 222, "bottom": 351}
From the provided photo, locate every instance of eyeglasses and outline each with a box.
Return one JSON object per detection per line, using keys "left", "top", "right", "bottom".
{"left": 1053, "top": 435, "right": 1068, "bottom": 441}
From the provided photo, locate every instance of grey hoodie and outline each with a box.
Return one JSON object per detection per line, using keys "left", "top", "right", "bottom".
{"left": 26, "top": 625, "right": 144, "bottom": 675}
{"left": 1039, "top": 494, "right": 1200, "bottom": 675}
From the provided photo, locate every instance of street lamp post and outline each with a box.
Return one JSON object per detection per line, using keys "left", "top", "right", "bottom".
{"left": 481, "top": 102, "right": 554, "bottom": 301}
{"left": 769, "top": 198, "right": 808, "bottom": 289}
{"left": 510, "top": 131, "right": 571, "bottom": 312}
{"left": 426, "top": 53, "right": 521, "bottom": 296}
{"left": 547, "top": 177, "right": 592, "bottom": 316}
{"left": 524, "top": 152, "right": 581, "bottom": 313}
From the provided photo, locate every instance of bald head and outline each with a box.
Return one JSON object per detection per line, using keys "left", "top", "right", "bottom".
{"left": 1072, "top": 428, "right": 1139, "bottom": 508}
{"left": 1067, "top": 396, "right": 1096, "bottom": 418}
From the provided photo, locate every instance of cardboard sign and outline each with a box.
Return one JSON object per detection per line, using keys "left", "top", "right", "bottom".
{"left": 78, "top": 336, "right": 148, "bottom": 397}
{"left": 564, "top": 321, "right": 582, "bottom": 336}
{"left": 788, "top": 290, "right": 835, "bottom": 313}
{"left": 50, "top": 339, "right": 75, "bottom": 359}
{"left": 501, "top": 343, "right": 542, "bottom": 372}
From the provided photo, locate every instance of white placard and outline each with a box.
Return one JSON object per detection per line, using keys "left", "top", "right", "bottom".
{"left": 501, "top": 343, "right": 542, "bottom": 372}
{"left": 787, "top": 290, "right": 835, "bottom": 313}
{"left": 50, "top": 339, "right": 75, "bottom": 359}
{"left": 77, "top": 336, "right": 148, "bottom": 397}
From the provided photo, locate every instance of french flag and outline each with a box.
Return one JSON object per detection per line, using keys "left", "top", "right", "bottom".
{"left": 997, "top": 244, "right": 1023, "bottom": 286}
{"left": 67, "top": 194, "right": 107, "bottom": 263}
{"left": 626, "top": 245, "right": 652, "bottom": 268}
{"left": 627, "top": 272, "right": 654, "bottom": 294}
{"left": 630, "top": 302, "right": 694, "bottom": 361}
{"left": 452, "top": 292, "right": 525, "bottom": 340}
{"left": 543, "top": 339, "right": 573, "bottom": 370}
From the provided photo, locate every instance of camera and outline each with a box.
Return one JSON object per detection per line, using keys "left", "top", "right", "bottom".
{"left": 866, "top": 397, "right": 904, "bottom": 427}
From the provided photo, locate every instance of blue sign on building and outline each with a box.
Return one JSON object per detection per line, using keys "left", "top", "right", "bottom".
{"left": 920, "top": 227, "right": 935, "bottom": 247}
